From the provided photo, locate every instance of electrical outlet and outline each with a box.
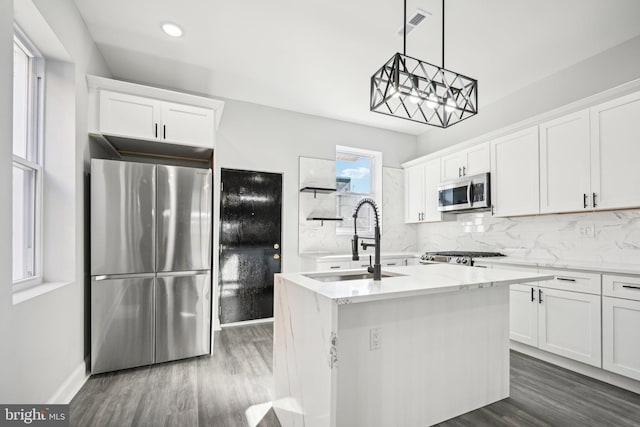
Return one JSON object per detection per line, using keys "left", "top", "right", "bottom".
{"left": 579, "top": 224, "right": 596, "bottom": 238}
{"left": 369, "top": 328, "right": 381, "bottom": 350}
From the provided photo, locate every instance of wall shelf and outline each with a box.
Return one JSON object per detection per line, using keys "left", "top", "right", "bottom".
{"left": 306, "top": 217, "right": 343, "bottom": 226}
{"left": 300, "top": 186, "right": 337, "bottom": 198}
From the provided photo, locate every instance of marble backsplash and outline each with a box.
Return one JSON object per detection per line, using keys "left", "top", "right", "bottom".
{"left": 298, "top": 157, "right": 417, "bottom": 255}
{"left": 417, "top": 209, "right": 640, "bottom": 265}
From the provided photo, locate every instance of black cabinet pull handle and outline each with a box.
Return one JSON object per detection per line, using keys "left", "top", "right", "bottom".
{"left": 583, "top": 193, "right": 588, "bottom": 209}
{"left": 593, "top": 192, "right": 597, "bottom": 208}
{"left": 531, "top": 287, "right": 535, "bottom": 302}
{"left": 155, "top": 123, "right": 158, "bottom": 138}
{"left": 163, "top": 124, "right": 166, "bottom": 139}
{"left": 329, "top": 266, "right": 341, "bottom": 269}
{"left": 556, "top": 277, "right": 576, "bottom": 282}
{"left": 538, "top": 289, "right": 543, "bottom": 304}
{"left": 622, "top": 285, "right": 640, "bottom": 290}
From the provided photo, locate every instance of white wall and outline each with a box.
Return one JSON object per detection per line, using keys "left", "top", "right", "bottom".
{"left": 213, "top": 99, "right": 417, "bottom": 327}
{"left": 0, "top": 0, "right": 110, "bottom": 403}
{"left": 417, "top": 35, "right": 640, "bottom": 155}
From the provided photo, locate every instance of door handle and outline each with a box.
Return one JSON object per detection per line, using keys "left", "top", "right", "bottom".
{"left": 155, "top": 123, "right": 158, "bottom": 138}
{"left": 531, "top": 287, "right": 535, "bottom": 302}
{"left": 556, "top": 277, "right": 576, "bottom": 282}
{"left": 583, "top": 193, "right": 588, "bottom": 209}
{"left": 593, "top": 193, "right": 597, "bottom": 208}
{"left": 458, "top": 167, "right": 462, "bottom": 177}
{"left": 538, "top": 289, "right": 543, "bottom": 304}
{"left": 622, "top": 285, "right": 640, "bottom": 290}
{"left": 467, "top": 182, "right": 472, "bottom": 207}
{"left": 163, "top": 124, "right": 166, "bottom": 139}
{"left": 462, "top": 166, "right": 466, "bottom": 176}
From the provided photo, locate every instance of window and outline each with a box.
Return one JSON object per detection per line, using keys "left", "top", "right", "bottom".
{"left": 335, "top": 146, "right": 382, "bottom": 236}
{"left": 12, "top": 27, "right": 44, "bottom": 287}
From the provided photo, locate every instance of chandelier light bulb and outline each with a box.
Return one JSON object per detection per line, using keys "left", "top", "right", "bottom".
{"left": 409, "top": 89, "right": 421, "bottom": 104}
{"left": 426, "top": 94, "right": 439, "bottom": 109}
{"left": 445, "top": 97, "right": 457, "bottom": 112}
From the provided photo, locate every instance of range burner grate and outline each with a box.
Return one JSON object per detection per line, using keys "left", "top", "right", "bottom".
{"left": 425, "top": 251, "right": 505, "bottom": 258}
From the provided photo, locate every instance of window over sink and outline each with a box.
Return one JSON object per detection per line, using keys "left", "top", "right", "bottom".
{"left": 335, "top": 146, "right": 382, "bottom": 237}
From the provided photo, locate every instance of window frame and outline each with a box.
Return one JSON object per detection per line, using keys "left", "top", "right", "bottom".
{"left": 335, "top": 145, "right": 383, "bottom": 237}
{"left": 12, "top": 24, "right": 45, "bottom": 290}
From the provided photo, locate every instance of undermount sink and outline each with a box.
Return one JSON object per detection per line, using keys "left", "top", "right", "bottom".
{"left": 303, "top": 270, "right": 405, "bottom": 283}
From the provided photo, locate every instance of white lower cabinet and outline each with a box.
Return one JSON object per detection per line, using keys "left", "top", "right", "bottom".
{"left": 537, "top": 287, "right": 601, "bottom": 367}
{"left": 317, "top": 257, "right": 417, "bottom": 271}
{"left": 315, "top": 260, "right": 351, "bottom": 271}
{"left": 509, "top": 284, "right": 538, "bottom": 347}
{"left": 501, "top": 265, "right": 602, "bottom": 367}
{"left": 603, "top": 296, "right": 640, "bottom": 381}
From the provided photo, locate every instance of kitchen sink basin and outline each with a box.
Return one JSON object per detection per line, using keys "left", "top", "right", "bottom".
{"left": 303, "top": 270, "right": 405, "bottom": 283}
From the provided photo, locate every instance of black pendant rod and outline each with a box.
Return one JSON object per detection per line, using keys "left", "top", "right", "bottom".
{"left": 403, "top": 0, "right": 407, "bottom": 55}
{"left": 442, "top": 0, "right": 445, "bottom": 68}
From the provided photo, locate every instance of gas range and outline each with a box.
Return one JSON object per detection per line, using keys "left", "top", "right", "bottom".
{"left": 419, "top": 251, "right": 505, "bottom": 266}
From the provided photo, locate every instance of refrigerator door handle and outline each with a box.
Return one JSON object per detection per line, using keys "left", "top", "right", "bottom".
{"left": 93, "top": 273, "right": 156, "bottom": 281}
{"left": 156, "top": 270, "right": 209, "bottom": 278}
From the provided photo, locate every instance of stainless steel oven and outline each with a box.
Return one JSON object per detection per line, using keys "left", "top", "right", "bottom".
{"left": 437, "top": 173, "right": 490, "bottom": 212}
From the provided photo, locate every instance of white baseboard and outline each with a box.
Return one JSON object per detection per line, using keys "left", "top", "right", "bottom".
{"left": 511, "top": 341, "right": 640, "bottom": 395}
{"left": 47, "top": 359, "right": 89, "bottom": 404}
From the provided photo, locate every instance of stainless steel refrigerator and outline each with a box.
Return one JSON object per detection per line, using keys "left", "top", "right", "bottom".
{"left": 90, "top": 159, "right": 212, "bottom": 374}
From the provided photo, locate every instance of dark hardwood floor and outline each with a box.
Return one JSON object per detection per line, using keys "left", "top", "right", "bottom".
{"left": 71, "top": 323, "right": 640, "bottom": 427}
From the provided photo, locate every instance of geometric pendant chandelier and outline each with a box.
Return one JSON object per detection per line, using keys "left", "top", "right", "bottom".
{"left": 370, "top": 0, "right": 478, "bottom": 128}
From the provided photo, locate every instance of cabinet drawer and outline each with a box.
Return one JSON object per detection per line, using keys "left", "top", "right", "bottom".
{"left": 538, "top": 269, "right": 601, "bottom": 295}
{"left": 603, "top": 274, "right": 640, "bottom": 301}
{"left": 316, "top": 261, "right": 351, "bottom": 271}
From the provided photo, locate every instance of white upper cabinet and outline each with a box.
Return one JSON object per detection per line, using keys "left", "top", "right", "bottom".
{"left": 99, "top": 90, "right": 161, "bottom": 141}
{"left": 590, "top": 91, "right": 640, "bottom": 210}
{"left": 160, "top": 102, "right": 215, "bottom": 148}
{"left": 423, "top": 158, "right": 443, "bottom": 222}
{"left": 441, "top": 142, "right": 490, "bottom": 181}
{"left": 88, "top": 76, "right": 224, "bottom": 152}
{"left": 490, "top": 127, "right": 540, "bottom": 217}
{"left": 404, "top": 159, "right": 442, "bottom": 223}
{"left": 539, "top": 110, "right": 591, "bottom": 214}
{"left": 100, "top": 90, "right": 214, "bottom": 149}
{"left": 404, "top": 163, "right": 425, "bottom": 223}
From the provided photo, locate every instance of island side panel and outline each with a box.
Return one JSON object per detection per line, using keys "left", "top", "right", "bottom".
{"left": 273, "top": 275, "right": 338, "bottom": 427}
{"left": 335, "top": 285, "right": 510, "bottom": 427}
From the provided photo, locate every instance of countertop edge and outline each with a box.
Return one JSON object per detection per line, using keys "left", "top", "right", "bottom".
{"left": 478, "top": 257, "right": 640, "bottom": 275}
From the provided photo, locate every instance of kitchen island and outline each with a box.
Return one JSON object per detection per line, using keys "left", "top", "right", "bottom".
{"left": 273, "top": 264, "right": 553, "bottom": 427}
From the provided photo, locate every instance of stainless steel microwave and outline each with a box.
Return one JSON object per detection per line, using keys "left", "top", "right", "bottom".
{"left": 437, "top": 173, "right": 490, "bottom": 212}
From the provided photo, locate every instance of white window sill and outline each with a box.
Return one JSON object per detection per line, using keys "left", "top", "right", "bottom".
{"left": 12, "top": 281, "right": 72, "bottom": 305}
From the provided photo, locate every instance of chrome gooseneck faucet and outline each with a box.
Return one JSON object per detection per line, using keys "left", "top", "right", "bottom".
{"left": 351, "top": 198, "right": 381, "bottom": 281}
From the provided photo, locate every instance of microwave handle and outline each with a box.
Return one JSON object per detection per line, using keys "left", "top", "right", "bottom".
{"left": 467, "top": 181, "right": 473, "bottom": 207}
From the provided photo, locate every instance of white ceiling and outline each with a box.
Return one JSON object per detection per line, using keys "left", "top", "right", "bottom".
{"left": 74, "top": 0, "right": 640, "bottom": 136}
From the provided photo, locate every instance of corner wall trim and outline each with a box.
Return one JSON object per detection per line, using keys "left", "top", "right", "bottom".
{"left": 47, "top": 359, "right": 89, "bottom": 404}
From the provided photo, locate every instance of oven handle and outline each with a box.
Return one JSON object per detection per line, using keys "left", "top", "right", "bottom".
{"left": 467, "top": 181, "right": 473, "bottom": 207}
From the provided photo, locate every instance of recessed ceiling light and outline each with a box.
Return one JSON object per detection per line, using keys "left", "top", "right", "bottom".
{"left": 161, "top": 22, "right": 183, "bottom": 38}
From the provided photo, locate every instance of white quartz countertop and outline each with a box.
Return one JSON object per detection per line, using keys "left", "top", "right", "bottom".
{"left": 300, "top": 252, "right": 420, "bottom": 261}
{"left": 276, "top": 264, "right": 554, "bottom": 303}
{"left": 478, "top": 257, "right": 640, "bottom": 275}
